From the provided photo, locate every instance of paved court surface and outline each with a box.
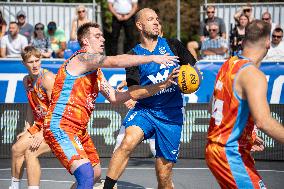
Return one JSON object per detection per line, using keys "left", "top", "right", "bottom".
{"left": 0, "top": 158, "right": 283, "bottom": 189}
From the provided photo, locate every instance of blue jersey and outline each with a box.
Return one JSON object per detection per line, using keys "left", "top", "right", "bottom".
{"left": 130, "top": 37, "right": 184, "bottom": 109}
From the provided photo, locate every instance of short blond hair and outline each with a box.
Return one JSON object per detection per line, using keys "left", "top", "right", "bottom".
{"left": 21, "top": 46, "right": 41, "bottom": 63}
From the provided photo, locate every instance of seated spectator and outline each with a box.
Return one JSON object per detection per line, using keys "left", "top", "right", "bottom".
{"left": 70, "top": 5, "right": 90, "bottom": 41}
{"left": 31, "top": 23, "right": 52, "bottom": 58}
{"left": 45, "top": 21, "right": 66, "bottom": 58}
{"left": 0, "top": 10, "right": 7, "bottom": 38}
{"left": 0, "top": 22, "right": 28, "bottom": 58}
{"left": 230, "top": 14, "right": 249, "bottom": 56}
{"left": 187, "top": 5, "right": 226, "bottom": 59}
{"left": 234, "top": 3, "right": 254, "bottom": 23}
{"left": 264, "top": 27, "right": 284, "bottom": 61}
{"left": 261, "top": 11, "right": 280, "bottom": 36}
{"left": 201, "top": 22, "right": 228, "bottom": 60}
{"left": 16, "top": 10, "right": 33, "bottom": 43}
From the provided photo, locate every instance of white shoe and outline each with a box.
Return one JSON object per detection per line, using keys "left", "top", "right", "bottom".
{"left": 93, "top": 180, "right": 117, "bottom": 189}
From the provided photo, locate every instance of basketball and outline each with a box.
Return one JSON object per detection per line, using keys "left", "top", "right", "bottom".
{"left": 177, "top": 65, "right": 202, "bottom": 94}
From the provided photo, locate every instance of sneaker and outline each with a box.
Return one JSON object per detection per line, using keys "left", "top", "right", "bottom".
{"left": 93, "top": 180, "right": 117, "bottom": 189}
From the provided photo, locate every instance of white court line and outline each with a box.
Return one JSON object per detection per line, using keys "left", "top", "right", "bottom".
{"left": 0, "top": 167, "right": 284, "bottom": 173}
{"left": 0, "top": 178, "right": 74, "bottom": 183}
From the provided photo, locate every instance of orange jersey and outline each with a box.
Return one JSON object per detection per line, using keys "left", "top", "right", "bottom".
{"left": 44, "top": 50, "right": 103, "bottom": 131}
{"left": 206, "top": 56, "right": 266, "bottom": 189}
{"left": 208, "top": 56, "right": 255, "bottom": 151}
{"left": 43, "top": 50, "right": 101, "bottom": 172}
{"left": 26, "top": 68, "right": 50, "bottom": 134}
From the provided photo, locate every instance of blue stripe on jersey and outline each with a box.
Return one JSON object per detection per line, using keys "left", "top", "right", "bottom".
{"left": 50, "top": 74, "right": 77, "bottom": 161}
{"left": 132, "top": 37, "right": 183, "bottom": 109}
{"left": 225, "top": 96, "right": 253, "bottom": 188}
{"left": 225, "top": 147, "right": 254, "bottom": 188}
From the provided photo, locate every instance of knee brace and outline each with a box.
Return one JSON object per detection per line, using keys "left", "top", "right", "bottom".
{"left": 73, "top": 162, "right": 94, "bottom": 189}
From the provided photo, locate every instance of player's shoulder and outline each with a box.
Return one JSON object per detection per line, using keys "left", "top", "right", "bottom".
{"left": 238, "top": 64, "right": 267, "bottom": 86}
{"left": 42, "top": 70, "right": 56, "bottom": 80}
{"left": 23, "top": 75, "right": 30, "bottom": 88}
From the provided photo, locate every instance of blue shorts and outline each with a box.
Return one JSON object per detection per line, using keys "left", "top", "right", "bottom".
{"left": 123, "top": 105, "right": 183, "bottom": 163}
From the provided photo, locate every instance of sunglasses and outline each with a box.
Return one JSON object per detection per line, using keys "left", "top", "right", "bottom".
{"left": 209, "top": 29, "right": 217, "bottom": 32}
{"left": 272, "top": 35, "right": 283, "bottom": 38}
{"left": 207, "top": 11, "right": 215, "bottom": 14}
{"left": 262, "top": 18, "right": 270, "bottom": 21}
{"left": 78, "top": 10, "right": 85, "bottom": 14}
{"left": 244, "top": 9, "right": 251, "bottom": 12}
{"left": 35, "top": 27, "right": 44, "bottom": 30}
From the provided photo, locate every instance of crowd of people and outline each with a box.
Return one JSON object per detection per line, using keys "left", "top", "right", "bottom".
{"left": 1, "top": 3, "right": 283, "bottom": 61}
{"left": 2, "top": 2, "right": 284, "bottom": 189}
{"left": 187, "top": 3, "right": 284, "bottom": 61}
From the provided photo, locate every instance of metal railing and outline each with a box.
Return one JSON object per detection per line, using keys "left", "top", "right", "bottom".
{"left": 0, "top": 2, "right": 102, "bottom": 41}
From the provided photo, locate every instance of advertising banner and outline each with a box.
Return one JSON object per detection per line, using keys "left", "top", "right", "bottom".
{"left": 0, "top": 59, "right": 283, "bottom": 104}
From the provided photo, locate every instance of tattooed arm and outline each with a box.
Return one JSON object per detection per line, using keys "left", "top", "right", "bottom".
{"left": 100, "top": 73, "right": 131, "bottom": 104}
{"left": 76, "top": 52, "right": 179, "bottom": 70}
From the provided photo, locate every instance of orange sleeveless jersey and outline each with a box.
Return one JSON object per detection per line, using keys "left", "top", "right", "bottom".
{"left": 208, "top": 56, "right": 255, "bottom": 150}
{"left": 43, "top": 50, "right": 102, "bottom": 171}
{"left": 206, "top": 56, "right": 266, "bottom": 189}
{"left": 26, "top": 69, "right": 50, "bottom": 134}
{"left": 44, "top": 51, "right": 103, "bottom": 131}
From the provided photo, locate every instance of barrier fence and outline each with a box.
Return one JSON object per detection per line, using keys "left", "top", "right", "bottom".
{"left": 0, "top": 103, "right": 283, "bottom": 160}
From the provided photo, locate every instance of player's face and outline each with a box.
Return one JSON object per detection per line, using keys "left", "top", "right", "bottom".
{"left": 24, "top": 55, "right": 41, "bottom": 76}
{"left": 88, "top": 27, "right": 105, "bottom": 54}
{"left": 141, "top": 11, "right": 160, "bottom": 38}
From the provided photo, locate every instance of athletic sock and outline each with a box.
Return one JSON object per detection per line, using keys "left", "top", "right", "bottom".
{"left": 28, "top": 186, "right": 39, "bottom": 189}
{"left": 103, "top": 176, "right": 117, "bottom": 189}
{"left": 10, "top": 177, "right": 20, "bottom": 189}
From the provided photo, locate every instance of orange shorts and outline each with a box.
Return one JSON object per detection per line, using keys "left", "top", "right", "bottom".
{"left": 44, "top": 126, "right": 100, "bottom": 173}
{"left": 205, "top": 143, "right": 266, "bottom": 189}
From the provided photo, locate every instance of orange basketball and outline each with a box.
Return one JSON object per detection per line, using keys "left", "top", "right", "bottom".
{"left": 177, "top": 65, "right": 202, "bottom": 94}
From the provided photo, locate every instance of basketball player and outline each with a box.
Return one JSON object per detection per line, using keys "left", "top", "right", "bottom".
{"left": 206, "top": 20, "right": 284, "bottom": 189}
{"left": 10, "top": 46, "right": 55, "bottom": 189}
{"left": 113, "top": 22, "right": 165, "bottom": 157}
{"left": 103, "top": 8, "right": 196, "bottom": 189}
{"left": 42, "top": 22, "right": 179, "bottom": 189}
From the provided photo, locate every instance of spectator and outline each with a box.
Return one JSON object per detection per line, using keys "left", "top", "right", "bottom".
{"left": 234, "top": 3, "right": 254, "bottom": 23}
{"left": 70, "top": 5, "right": 90, "bottom": 41}
{"left": 261, "top": 11, "right": 280, "bottom": 36}
{"left": 0, "top": 22, "right": 28, "bottom": 58}
{"left": 264, "top": 27, "right": 284, "bottom": 61}
{"left": 201, "top": 22, "right": 228, "bottom": 60}
{"left": 45, "top": 21, "right": 66, "bottom": 58}
{"left": 0, "top": 10, "right": 7, "bottom": 38}
{"left": 187, "top": 5, "right": 226, "bottom": 59}
{"left": 16, "top": 10, "right": 33, "bottom": 43}
{"left": 31, "top": 23, "right": 52, "bottom": 58}
{"left": 108, "top": 0, "right": 138, "bottom": 55}
{"left": 230, "top": 14, "right": 249, "bottom": 56}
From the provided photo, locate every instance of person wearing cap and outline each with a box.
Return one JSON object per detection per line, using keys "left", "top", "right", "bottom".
{"left": 16, "top": 10, "right": 33, "bottom": 43}
{"left": 234, "top": 3, "right": 255, "bottom": 23}
{"left": 44, "top": 21, "right": 66, "bottom": 58}
{"left": 0, "top": 21, "right": 28, "bottom": 58}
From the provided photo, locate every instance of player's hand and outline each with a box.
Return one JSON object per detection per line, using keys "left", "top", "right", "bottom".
{"left": 117, "top": 80, "right": 127, "bottom": 92}
{"left": 124, "top": 99, "right": 136, "bottom": 109}
{"left": 251, "top": 135, "right": 264, "bottom": 152}
{"left": 163, "top": 68, "right": 180, "bottom": 88}
{"left": 151, "top": 53, "right": 179, "bottom": 67}
{"left": 30, "top": 131, "right": 44, "bottom": 151}
{"left": 16, "top": 131, "right": 27, "bottom": 140}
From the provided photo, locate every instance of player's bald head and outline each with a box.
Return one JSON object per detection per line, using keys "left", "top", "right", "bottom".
{"left": 135, "top": 8, "right": 157, "bottom": 23}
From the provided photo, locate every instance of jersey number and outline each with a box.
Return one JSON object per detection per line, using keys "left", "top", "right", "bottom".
{"left": 212, "top": 98, "right": 224, "bottom": 126}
